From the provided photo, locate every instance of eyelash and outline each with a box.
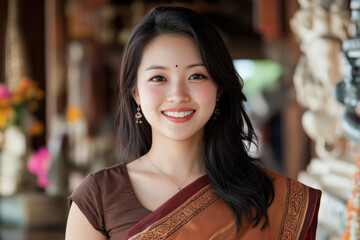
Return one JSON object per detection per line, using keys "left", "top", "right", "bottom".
{"left": 150, "top": 76, "right": 166, "bottom": 82}
{"left": 189, "top": 74, "right": 207, "bottom": 80}
{"left": 149, "top": 74, "right": 207, "bottom": 82}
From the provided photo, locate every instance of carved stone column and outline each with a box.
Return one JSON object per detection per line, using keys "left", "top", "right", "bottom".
{"left": 291, "top": 0, "right": 359, "bottom": 238}
{"left": 334, "top": 1, "right": 360, "bottom": 238}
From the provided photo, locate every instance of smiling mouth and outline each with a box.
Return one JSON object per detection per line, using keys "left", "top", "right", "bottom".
{"left": 162, "top": 110, "right": 195, "bottom": 118}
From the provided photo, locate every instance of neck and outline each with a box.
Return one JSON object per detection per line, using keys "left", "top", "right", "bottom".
{"left": 146, "top": 132, "right": 205, "bottom": 177}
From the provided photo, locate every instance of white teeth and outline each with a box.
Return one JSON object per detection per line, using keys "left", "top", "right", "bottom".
{"left": 163, "top": 111, "right": 194, "bottom": 118}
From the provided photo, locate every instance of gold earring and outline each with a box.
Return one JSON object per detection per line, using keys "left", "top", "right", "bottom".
{"left": 135, "top": 105, "right": 143, "bottom": 123}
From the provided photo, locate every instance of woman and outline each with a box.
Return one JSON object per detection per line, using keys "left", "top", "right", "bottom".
{"left": 66, "top": 6, "right": 321, "bottom": 240}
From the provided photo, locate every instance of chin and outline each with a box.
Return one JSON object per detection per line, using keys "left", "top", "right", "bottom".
{"left": 163, "top": 129, "right": 204, "bottom": 142}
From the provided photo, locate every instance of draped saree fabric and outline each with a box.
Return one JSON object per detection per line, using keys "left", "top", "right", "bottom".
{"left": 68, "top": 164, "right": 321, "bottom": 239}
{"left": 124, "top": 170, "right": 321, "bottom": 240}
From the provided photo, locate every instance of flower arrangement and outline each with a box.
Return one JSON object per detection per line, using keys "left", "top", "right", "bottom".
{"left": 0, "top": 77, "right": 46, "bottom": 193}
{"left": 0, "top": 77, "right": 44, "bottom": 134}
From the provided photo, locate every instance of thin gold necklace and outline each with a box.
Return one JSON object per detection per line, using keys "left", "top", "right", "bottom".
{"left": 146, "top": 154, "right": 192, "bottom": 191}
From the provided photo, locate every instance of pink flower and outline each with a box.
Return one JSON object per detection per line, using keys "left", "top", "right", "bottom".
{"left": 28, "top": 147, "right": 52, "bottom": 188}
{"left": 0, "top": 84, "right": 12, "bottom": 100}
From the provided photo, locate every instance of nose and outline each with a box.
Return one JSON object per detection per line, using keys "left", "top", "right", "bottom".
{"left": 166, "top": 80, "right": 190, "bottom": 103}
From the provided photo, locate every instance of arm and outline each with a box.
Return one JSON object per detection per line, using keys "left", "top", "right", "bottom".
{"left": 65, "top": 203, "right": 107, "bottom": 240}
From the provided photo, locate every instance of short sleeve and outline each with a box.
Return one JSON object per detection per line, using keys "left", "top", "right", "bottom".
{"left": 68, "top": 174, "right": 108, "bottom": 236}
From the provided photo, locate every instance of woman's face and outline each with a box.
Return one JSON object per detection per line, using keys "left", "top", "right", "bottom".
{"left": 134, "top": 34, "right": 218, "bottom": 142}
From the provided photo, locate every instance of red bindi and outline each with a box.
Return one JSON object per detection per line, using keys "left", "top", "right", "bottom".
{"left": 175, "top": 65, "right": 178, "bottom": 67}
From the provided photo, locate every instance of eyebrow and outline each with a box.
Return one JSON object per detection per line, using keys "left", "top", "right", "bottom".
{"left": 145, "top": 63, "right": 205, "bottom": 71}
{"left": 145, "top": 65, "right": 168, "bottom": 70}
{"left": 186, "top": 63, "right": 205, "bottom": 69}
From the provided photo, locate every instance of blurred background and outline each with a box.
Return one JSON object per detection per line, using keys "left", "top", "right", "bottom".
{"left": 0, "top": 0, "right": 359, "bottom": 239}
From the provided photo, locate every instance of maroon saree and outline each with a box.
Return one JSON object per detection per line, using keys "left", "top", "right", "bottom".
{"left": 124, "top": 170, "right": 321, "bottom": 240}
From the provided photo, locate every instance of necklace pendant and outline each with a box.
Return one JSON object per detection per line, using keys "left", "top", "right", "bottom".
{"left": 178, "top": 187, "right": 181, "bottom": 191}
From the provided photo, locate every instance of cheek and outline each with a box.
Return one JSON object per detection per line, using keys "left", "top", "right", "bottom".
{"left": 192, "top": 82, "right": 218, "bottom": 106}
{"left": 138, "top": 86, "right": 164, "bottom": 107}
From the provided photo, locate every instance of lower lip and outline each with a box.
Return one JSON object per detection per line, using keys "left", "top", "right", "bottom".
{"left": 162, "top": 112, "right": 195, "bottom": 123}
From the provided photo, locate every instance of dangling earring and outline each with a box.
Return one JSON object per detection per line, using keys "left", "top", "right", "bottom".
{"left": 135, "top": 105, "right": 143, "bottom": 123}
{"left": 213, "top": 98, "right": 220, "bottom": 120}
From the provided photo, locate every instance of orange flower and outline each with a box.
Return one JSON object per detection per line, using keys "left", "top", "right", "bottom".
{"left": 28, "top": 121, "right": 44, "bottom": 136}
{"left": 17, "top": 77, "right": 32, "bottom": 91}
{"left": 11, "top": 93, "right": 24, "bottom": 105}
{"left": 0, "top": 114, "right": 6, "bottom": 129}
{"left": 25, "top": 87, "right": 37, "bottom": 99}
{"left": 0, "top": 99, "right": 11, "bottom": 108}
{"left": 0, "top": 107, "right": 15, "bottom": 129}
{"left": 67, "top": 106, "right": 84, "bottom": 122}
{"left": 15, "top": 77, "right": 39, "bottom": 100}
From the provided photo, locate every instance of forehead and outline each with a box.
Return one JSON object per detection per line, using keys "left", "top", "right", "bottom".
{"left": 139, "top": 34, "right": 203, "bottom": 67}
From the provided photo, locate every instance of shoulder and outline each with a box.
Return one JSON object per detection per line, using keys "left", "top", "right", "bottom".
{"left": 262, "top": 168, "right": 321, "bottom": 198}
{"left": 263, "top": 168, "right": 322, "bottom": 239}
{"left": 89, "top": 162, "right": 128, "bottom": 183}
{"left": 69, "top": 162, "right": 130, "bottom": 202}
{"left": 68, "top": 162, "right": 143, "bottom": 238}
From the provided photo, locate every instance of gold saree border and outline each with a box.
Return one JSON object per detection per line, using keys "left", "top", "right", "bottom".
{"left": 129, "top": 185, "right": 219, "bottom": 240}
{"left": 278, "top": 178, "right": 309, "bottom": 240}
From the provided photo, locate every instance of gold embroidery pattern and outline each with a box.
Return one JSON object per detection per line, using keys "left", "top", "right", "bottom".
{"left": 278, "top": 179, "right": 308, "bottom": 240}
{"left": 130, "top": 186, "right": 219, "bottom": 240}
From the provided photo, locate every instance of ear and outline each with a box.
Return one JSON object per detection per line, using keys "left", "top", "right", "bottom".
{"left": 132, "top": 88, "right": 140, "bottom": 105}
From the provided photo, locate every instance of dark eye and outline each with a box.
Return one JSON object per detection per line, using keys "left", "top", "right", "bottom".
{"left": 150, "top": 76, "right": 166, "bottom": 82}
{"left": 189, "top": 74, "right": 206, "bottom": 80}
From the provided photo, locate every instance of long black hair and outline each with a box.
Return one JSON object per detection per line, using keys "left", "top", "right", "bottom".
{"left": 116, "top": 6, "right": 274, "bottom": 230}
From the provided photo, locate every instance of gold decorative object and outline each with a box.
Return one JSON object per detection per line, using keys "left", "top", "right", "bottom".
{"left": 5, "top": 0, "right": 30, "bottom": 92}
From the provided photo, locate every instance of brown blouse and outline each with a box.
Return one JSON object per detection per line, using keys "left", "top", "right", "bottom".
{"left": 69, "top": 163, "right": 321, "bottom": 240}
{"left": 68, "top": 163, "right": 152, "bottom": 239}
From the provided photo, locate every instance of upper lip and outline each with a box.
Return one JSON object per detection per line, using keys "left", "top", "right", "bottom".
{"left": 161, "top": 107, "right": 196, "bottom": 112}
